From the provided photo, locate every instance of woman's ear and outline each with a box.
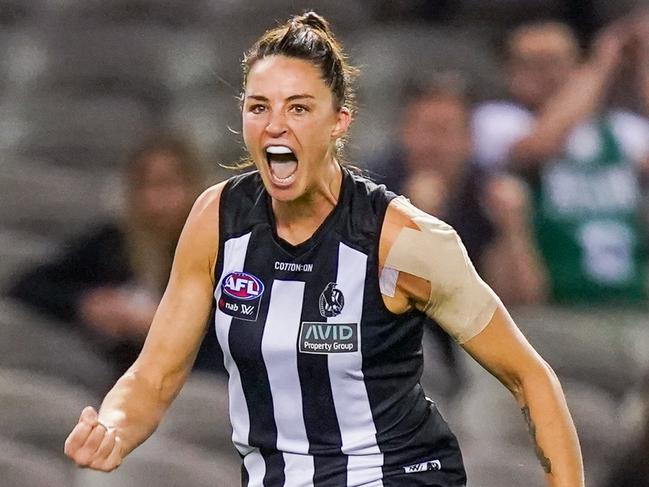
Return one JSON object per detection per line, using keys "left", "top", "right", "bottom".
{"left": 331, "top": 107, "right": 352, "bottom": 139}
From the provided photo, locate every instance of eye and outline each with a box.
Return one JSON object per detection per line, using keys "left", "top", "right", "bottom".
{"left": 290, "top": 104, "right": 309, "bottom": 114}
{"left": 249, "top": 104, "right": 266, "bottom": 114}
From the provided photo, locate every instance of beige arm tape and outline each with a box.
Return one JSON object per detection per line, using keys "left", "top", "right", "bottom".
{"left": 384, "top": 197, "right": 500, "bottom": 343}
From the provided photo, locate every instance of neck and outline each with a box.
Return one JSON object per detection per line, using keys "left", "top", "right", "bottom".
{"left": 408, "top": 156, "right": 466, "bottom": 190}
{"left": 272, "top": 160, "right": 343, "bottom": 245}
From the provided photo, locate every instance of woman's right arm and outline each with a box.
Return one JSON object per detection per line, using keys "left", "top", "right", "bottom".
{"left": 64, "top": 182, "right": 226, "bottom": 471}
{"left": 509, "top": 25, "right": 624, "bottom": 170}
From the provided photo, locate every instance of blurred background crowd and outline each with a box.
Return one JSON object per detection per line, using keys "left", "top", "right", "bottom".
{"left": 2, "top": 0, "right": 649, "bottom": 486}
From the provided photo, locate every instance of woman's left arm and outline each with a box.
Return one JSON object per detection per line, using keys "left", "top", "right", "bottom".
{"left": 380, "top": 197, "right": 583, "bottom": 487}
{"left": 461, "top": 305, "right": 584, "bottom": 487}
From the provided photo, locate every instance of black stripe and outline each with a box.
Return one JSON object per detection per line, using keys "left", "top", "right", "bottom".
{"left": 297, "top": 241, "right": 347, "bottom": 486}
{"left": 357, "top": 198, "right": 467, "bottom": 485}
{"left": 228, "top": 227, "right": 285, "bottom": 486}
{"left": 240, "top": 461, "right": 249, "bottom": 487}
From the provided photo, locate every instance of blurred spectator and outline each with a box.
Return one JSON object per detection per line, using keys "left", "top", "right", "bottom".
{"left": 371, "top": 74, "right": 547, "bottom": 304}
{"left": 8, "top": 135, "right": 223, "bottom": 380}
{"left": 369, "top": 75, "right": 547, "bottom": 400}
{"left": 472, "top": 18, "right": 649, "bottom": 304}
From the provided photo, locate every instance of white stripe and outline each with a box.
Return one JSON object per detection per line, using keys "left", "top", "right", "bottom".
{"left": 283, "top": 453, "right": 315, "bottom": 487}
{"left": 329, "top": 242, "right": 384, "bottom": 486}
{"left": 243, "top": 449, "right": 266, "bottom": 487}
{"left": 260, "top": 280, "right": 315, "bottom": 485}
{"left": 347, "top": 453, "right": 385, "bottom": 487}
{"left": 214, "top": 233, "right": 254, "bottom": 457}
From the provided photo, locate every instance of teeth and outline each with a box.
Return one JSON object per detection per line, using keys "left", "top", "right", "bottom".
{"left": 266, "top": 145, "right": 293, "bottom": 155}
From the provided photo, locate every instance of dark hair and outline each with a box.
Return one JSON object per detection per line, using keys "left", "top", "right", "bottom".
{"left": 402, "top": 71, "right": 472, "bottom": 107}
{"left": 241, "top": 11, "right": 359, "bottom": 115}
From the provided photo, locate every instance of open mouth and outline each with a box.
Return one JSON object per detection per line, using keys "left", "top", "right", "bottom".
{"left": 265, "top": 145, "right": 298, "bottom": 185}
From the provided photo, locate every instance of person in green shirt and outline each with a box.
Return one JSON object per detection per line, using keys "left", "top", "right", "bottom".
{"left": 472, "top": 17, "right": 649, "bottom": 304}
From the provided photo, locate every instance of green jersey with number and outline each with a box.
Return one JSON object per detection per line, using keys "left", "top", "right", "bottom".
{"left": 533, "top": 119, "right": 648, "bottom": 303}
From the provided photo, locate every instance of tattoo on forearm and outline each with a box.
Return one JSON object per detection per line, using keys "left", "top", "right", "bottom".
{"left": 521, "top": 405, "right": 552, "bottom": 474}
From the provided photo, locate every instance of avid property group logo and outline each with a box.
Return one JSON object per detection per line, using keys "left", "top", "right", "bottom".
{"left": 300, "top": 281, "right": 358, "bottom": 354}
{"left": 299, "top": 322, "right": 358, "bottom": 354}
{"left": 218, "top": 271, "right": 264, "bottom": 321}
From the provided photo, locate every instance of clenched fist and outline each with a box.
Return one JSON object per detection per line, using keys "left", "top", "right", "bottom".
{"left": 64, "top": 406, "right": 123, "bottom": 471}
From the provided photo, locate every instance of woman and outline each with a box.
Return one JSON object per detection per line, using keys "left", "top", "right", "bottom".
{"left": 64, "top": 13, "right": 583, "bottom": 486}
{"left": 10, "top": 135, "right": 221, "bottom": 380}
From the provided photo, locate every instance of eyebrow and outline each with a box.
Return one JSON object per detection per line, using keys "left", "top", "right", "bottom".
{"left": 246, "top": 94, "right": 316, "bottom": 102}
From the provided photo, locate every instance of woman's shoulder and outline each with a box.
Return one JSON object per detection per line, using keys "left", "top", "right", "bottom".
{"left": 382, "top": 197, "right": 454, "bottom": 243}
{"left": 184, "top": 179, "right": 232, "bottom": 236}
{"left": 221, "top": 170, "right": 262, "bottom": 194}
{"left": 192, "top": 180, "right": 228, "bottom": 213}
{"left": 193, "top": 170, "right": 261, "bottom": 210}
{"left": 379, "top": 196, "right": 460, "bottom": 267}
{"left": 347, "top": 167, "right": 398, "bottom": 210}
{"left": 188, "top": 172, "right": 263, "bottom": 242}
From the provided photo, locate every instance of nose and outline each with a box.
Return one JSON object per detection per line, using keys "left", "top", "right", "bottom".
{"left": 265, "top": 111, "right": 288, "bottom": 138}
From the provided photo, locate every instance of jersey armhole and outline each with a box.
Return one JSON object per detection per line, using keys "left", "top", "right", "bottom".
{"left": 375, "top": 196, "right": 424, "bottom": 318}
{"left": 210, "top": 179, "right": 232, "bottom": 286}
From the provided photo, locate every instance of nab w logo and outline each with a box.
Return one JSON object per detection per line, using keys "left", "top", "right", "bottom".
{"left": 402, "top": 459, "right": 442, "bottom": 474}
{"left": 241, "top": 304, "right": 255, "bottom": 315}
{"left": 222, "top": 272, "right": 264, "bottom": 300}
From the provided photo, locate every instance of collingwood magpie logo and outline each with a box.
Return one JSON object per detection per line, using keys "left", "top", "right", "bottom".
{"left": 319, "top": 282, "right": 344, "bottom": 318}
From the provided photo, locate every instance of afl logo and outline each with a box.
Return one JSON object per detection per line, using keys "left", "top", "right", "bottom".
{"left": 319, "top": 282, "right": 345, "bottom": 318}
{"left": 222, "top": 272, "right": 265, "bottom": 300}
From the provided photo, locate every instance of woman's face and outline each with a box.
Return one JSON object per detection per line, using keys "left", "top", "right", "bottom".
{"left": 130, "top": 151, "right": 196, "bottom": 233}
{"left": 242, "top": 55, "right": 350, "bottom": 202}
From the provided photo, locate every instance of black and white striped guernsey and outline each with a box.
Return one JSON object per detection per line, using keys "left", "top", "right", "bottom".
{"left": 213, "top": 168, "right": 467, "bottom": 487}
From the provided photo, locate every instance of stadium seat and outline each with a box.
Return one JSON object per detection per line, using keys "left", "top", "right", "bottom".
{"left": 0, "top": 0, "right": 56, "bottom": 28}
{"left": 157, "top": 371, "right": 234, "bottom": 453}
{"left": 14, "top": 93, "right": 151, "bottom": 167}
{"left": 514, "top": 306, "right": 649, "bottom": 397}
{"left": 0, "top": 299, "right": 114, "bottom": 392}
{"left": 561, "top": 379, "right": 625, "bottom": 485}
{"left": 74, "top": 434, "right": 241, "bottom": 487}
{"left": 160, "top": 30, "right": 223, "bottom": 92}
{"left": 39, "top": 25, "right": 174, "bottom": 105}
{"left": 348, "top": 23, "right": 500, "bottom": 162}
{"left": 0, "top": 153, "right": 114, "bottom": 237}
{"left": 459, "top": 0, "right": 565, "bottom": 25}
{"left": 164, "top": 89, "right": 240, "bottom": 162}
{"left": 0, "top": 28, "right": 48, "bottom": 91}
{"left": 449, "top": 354, "right": 530, "bottom": 447}
{"left": 0, "top": 368, "right": 100, "bottom": 453}
{"left": 57, "top": 0, "right": 208, "bottom": 29}
{"left": 0, "top": 97, "right": 29, "bottom": 153}
{"left": 462, "top": 438, "right": 543, "bottom": 487}
{"left": 0, "top": 229, "right": 55, "bottom": 290}
{"left": 0, "top": 437, "right": 73, "bottom": 487}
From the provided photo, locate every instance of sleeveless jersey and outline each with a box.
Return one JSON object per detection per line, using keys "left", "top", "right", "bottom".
{"left": 533, "top": 119, "right": 648, "bottom": 303}
{"left": 213, "top": 169, "right": 466, "bottom": 487}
